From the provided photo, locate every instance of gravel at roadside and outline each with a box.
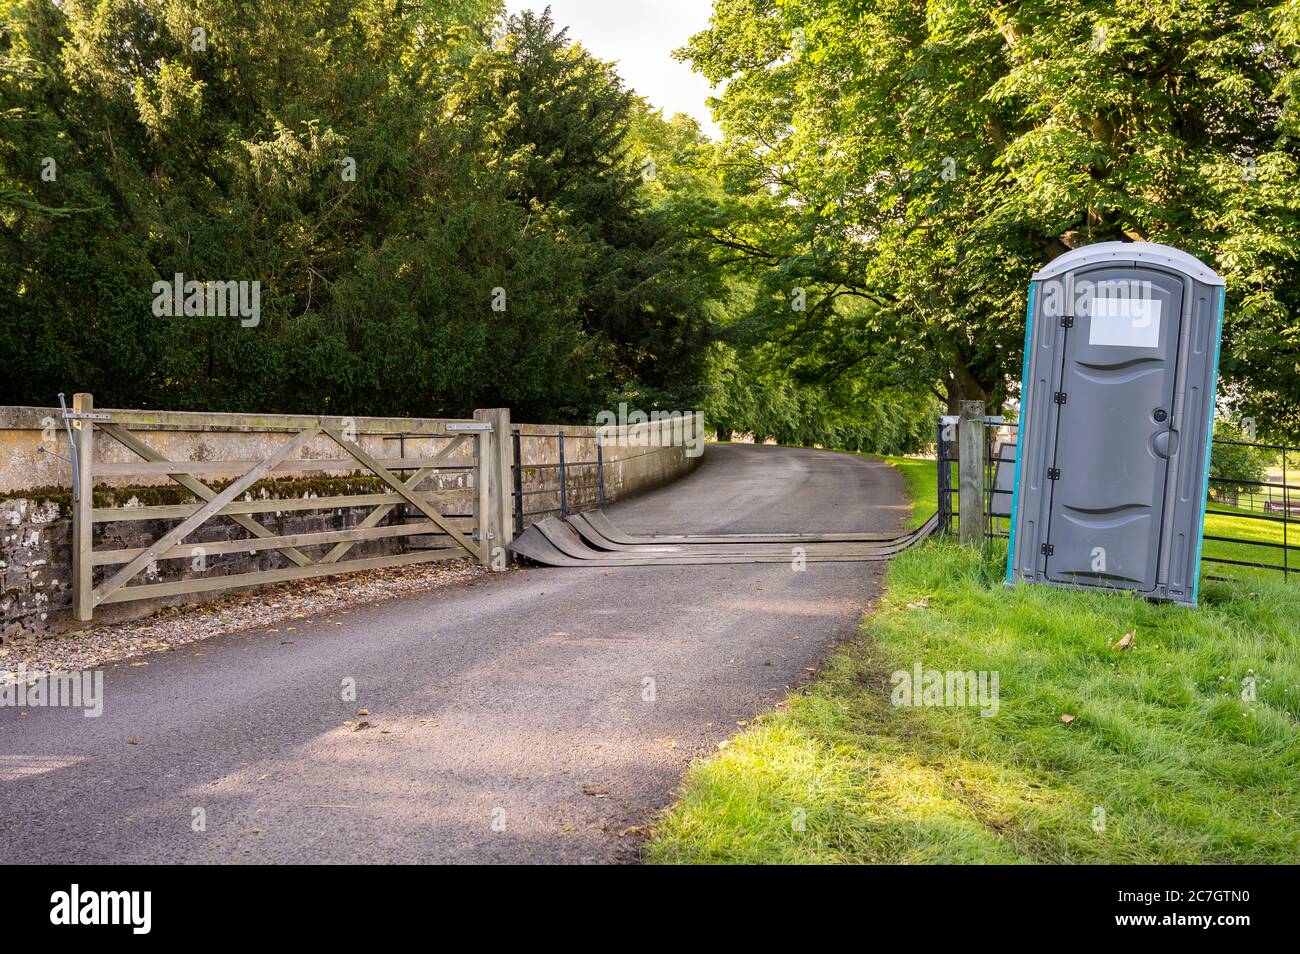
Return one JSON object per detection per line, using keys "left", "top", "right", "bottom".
{"left": 0, "top": 559, "right": 490, "bottom": 685}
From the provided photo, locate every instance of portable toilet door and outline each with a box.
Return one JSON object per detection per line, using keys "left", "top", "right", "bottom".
{"left": 1006, "top": 241, "right": 1225, "bottom": 606}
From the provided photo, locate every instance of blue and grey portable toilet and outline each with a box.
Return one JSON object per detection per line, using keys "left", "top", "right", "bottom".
{"left": 1006, "top": 242, "right": 1225, "bottom": 606}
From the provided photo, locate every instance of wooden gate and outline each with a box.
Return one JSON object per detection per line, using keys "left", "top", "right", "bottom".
{"left": 68, "top": 395, "right": 512, "bottom": 622}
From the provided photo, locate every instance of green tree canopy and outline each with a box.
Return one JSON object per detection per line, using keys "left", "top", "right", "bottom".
{"left": 682, "top": 0, "right": 1300, "bottom": 435}
{"left": 0, "top": 1, "right": 718, "bottom": 422}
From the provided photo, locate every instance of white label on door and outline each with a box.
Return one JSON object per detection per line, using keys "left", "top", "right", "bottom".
{"left": 1089, "top": 298, "right": 1162, "bottom": 348}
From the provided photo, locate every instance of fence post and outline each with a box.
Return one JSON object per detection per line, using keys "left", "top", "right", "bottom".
{"left": 958, "top": 400, "right": 985, "bottom": 546}
{"left": 72, "top": 392, "right": 95, "bottom": 621}
{"left": 596, "top": 438, "right": 605, "bottom": 511}
{"left": 557, "top": 432, "right": 568, "bottom": 519}
{"left": 474, "top": 408, "right": 512, "bottom": 569}
{"left": 512, "top": 429, "right": 524, "bottom": 536}
{"left": 936, "top": 419, "right": 949, "bottom": 533}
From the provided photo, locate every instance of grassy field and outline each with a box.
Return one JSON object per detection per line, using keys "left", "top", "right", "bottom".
{"left": 647, "top": 459, "right": 1300, "bottom": 864}
{"left": 882, "top": 453, "right": 1297, "bottom": 585}
{"left": 1201, "top": 502, "right": 1298, "bottom": 583}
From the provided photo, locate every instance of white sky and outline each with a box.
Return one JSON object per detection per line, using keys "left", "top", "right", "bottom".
{"left": 504, "top": 0, "right": 720, "bottom": 137}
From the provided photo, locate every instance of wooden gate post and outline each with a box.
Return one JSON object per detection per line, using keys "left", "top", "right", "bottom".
{"left": 474, "top": 408, "right": 513, "bottom": 568}
{"left": 958, "top": 400, "right": 985, "bottom": 546}
{"left": 71, "top": 392, "right": 95, "bottom": 621}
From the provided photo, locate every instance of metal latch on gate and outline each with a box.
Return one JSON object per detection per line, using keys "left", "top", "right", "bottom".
{"left": 447, "top": 422, "right": 492, "bottom": 432}
{"left": 471, "top": 531, "right": 495, "bottom": 541}
{"left": 54, "top": 392, "right": 111, "bottom": 503}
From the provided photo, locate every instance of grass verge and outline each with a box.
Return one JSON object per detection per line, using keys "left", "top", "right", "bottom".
{"left": 647, "top": 466, "right": 1300, "bottom": 864}
{"left": 880, "top": 455, "right": 939, "bottom": 528}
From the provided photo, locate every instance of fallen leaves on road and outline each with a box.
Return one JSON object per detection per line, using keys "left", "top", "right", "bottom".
{"left": 356, "top": 708, "right": 369, "bottom": 717}
{"left": 582, "top": 785, "right": 609, "bottom": 797}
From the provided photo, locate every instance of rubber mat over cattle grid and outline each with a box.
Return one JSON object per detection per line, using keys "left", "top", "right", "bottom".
{"left": 509, "top": 510, "right": 939, "bottom": 567}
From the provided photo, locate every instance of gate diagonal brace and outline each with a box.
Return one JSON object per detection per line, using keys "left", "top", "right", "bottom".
{"left": 100, "top": 422, "right": 316, "bottom": 568}
{"left": 94, "top": 426, "right": 320, "bottom": 605}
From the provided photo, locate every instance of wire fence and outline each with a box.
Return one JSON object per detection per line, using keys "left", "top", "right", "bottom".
{"left": 936, "top": 420, "right": 1298, "bottom": 583}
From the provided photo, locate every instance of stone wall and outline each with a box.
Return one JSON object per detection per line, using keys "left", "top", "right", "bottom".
{"left": 0, "top": 406, "right": 701, "bottom": 642}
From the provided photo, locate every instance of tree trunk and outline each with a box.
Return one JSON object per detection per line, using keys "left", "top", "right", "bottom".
{"left": 945, "top": 357, "right": 990, "bottom": 415}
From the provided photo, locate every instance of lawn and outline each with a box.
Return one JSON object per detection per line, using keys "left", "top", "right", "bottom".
{"left": 647, "top": 460, "right": 1300, "bottom": 864}
{"left": 883, "top": 453, "right": 1298, "bottom": 585}
{"left": 1201, "top": 501, "right": 1298, "bottom": 584}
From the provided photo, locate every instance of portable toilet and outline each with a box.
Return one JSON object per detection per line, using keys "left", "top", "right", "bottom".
{"left": 1006, "top": 241, "right": 1225, "bottom": 606}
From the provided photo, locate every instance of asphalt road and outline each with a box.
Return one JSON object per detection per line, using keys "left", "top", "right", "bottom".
{"left": 0, "top": 443, "right": 907, "bottom": 864}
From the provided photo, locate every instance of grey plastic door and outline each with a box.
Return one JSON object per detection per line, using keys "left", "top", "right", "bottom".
{"left": 1044, "top": 267, "right": 1184, "bottom": 590}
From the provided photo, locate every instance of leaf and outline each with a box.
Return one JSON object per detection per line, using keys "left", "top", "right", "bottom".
{"left": 1112, "top": 630, "right": 1136, "bottom": 651}
{"left": 582, "top": 785, "right": 609, "bottom": 797}
{"left": 1060, "top": 714, "right": 1076, "bottom": 724}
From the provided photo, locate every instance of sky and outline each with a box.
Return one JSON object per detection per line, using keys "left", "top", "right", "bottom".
{"left": 503, "top": 0, "right": 720, "bottom": 137}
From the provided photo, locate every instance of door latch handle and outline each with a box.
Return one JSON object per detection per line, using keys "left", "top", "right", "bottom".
{"left": 1151, "top": 428, "right": 1179, "bottom": 460}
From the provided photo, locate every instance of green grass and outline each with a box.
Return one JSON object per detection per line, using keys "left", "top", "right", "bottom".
{"left": 1201, "top": 502, "right": 1298, "bottom": 584}
{"left": 881, "top": 455, "right": 940, "bottom": 528}
{"left": 879, "top": 453, "right": 1295, "bottom": 585}
{"left": 647, "top": 469, "right": 1300, "bottom": 864}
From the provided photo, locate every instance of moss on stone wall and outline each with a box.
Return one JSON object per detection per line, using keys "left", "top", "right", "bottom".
{"left": 0, "top": 473, "right": 433, "bottom": 518}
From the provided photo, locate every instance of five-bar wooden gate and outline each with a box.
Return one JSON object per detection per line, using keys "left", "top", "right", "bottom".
{"left": 68, "top": 395, "right": 513, "bottom": 621}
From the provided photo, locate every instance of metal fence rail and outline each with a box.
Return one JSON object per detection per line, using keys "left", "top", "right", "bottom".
{"left": 936, "top": 418, "right": 1298, "bottom": 582}
{"left": 511, "top": 430, "right": 606, "bottom": 535}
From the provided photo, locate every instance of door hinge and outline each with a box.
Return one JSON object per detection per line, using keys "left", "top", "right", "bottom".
{"left": 1060, "top": 315, "right": 1074, "bottom": 328}
{"left": 1047, "top": 467, "right": 1060, "bottom": 481}
{"left": 1053, "top": 391, "right": 1068, "bottom": 405}
{"left": 1040, "top": 543, "right": 1054, "bottom": 556}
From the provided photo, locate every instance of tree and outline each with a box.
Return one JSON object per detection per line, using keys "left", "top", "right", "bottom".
{"left": 451, "top": 9, "right": 722, "bottom": 415}
{"left": 681, "top": 0, "right": 1300, "bottom": 427}
{"left": 0, "top": 1, "right": 723, "bottom": 424}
